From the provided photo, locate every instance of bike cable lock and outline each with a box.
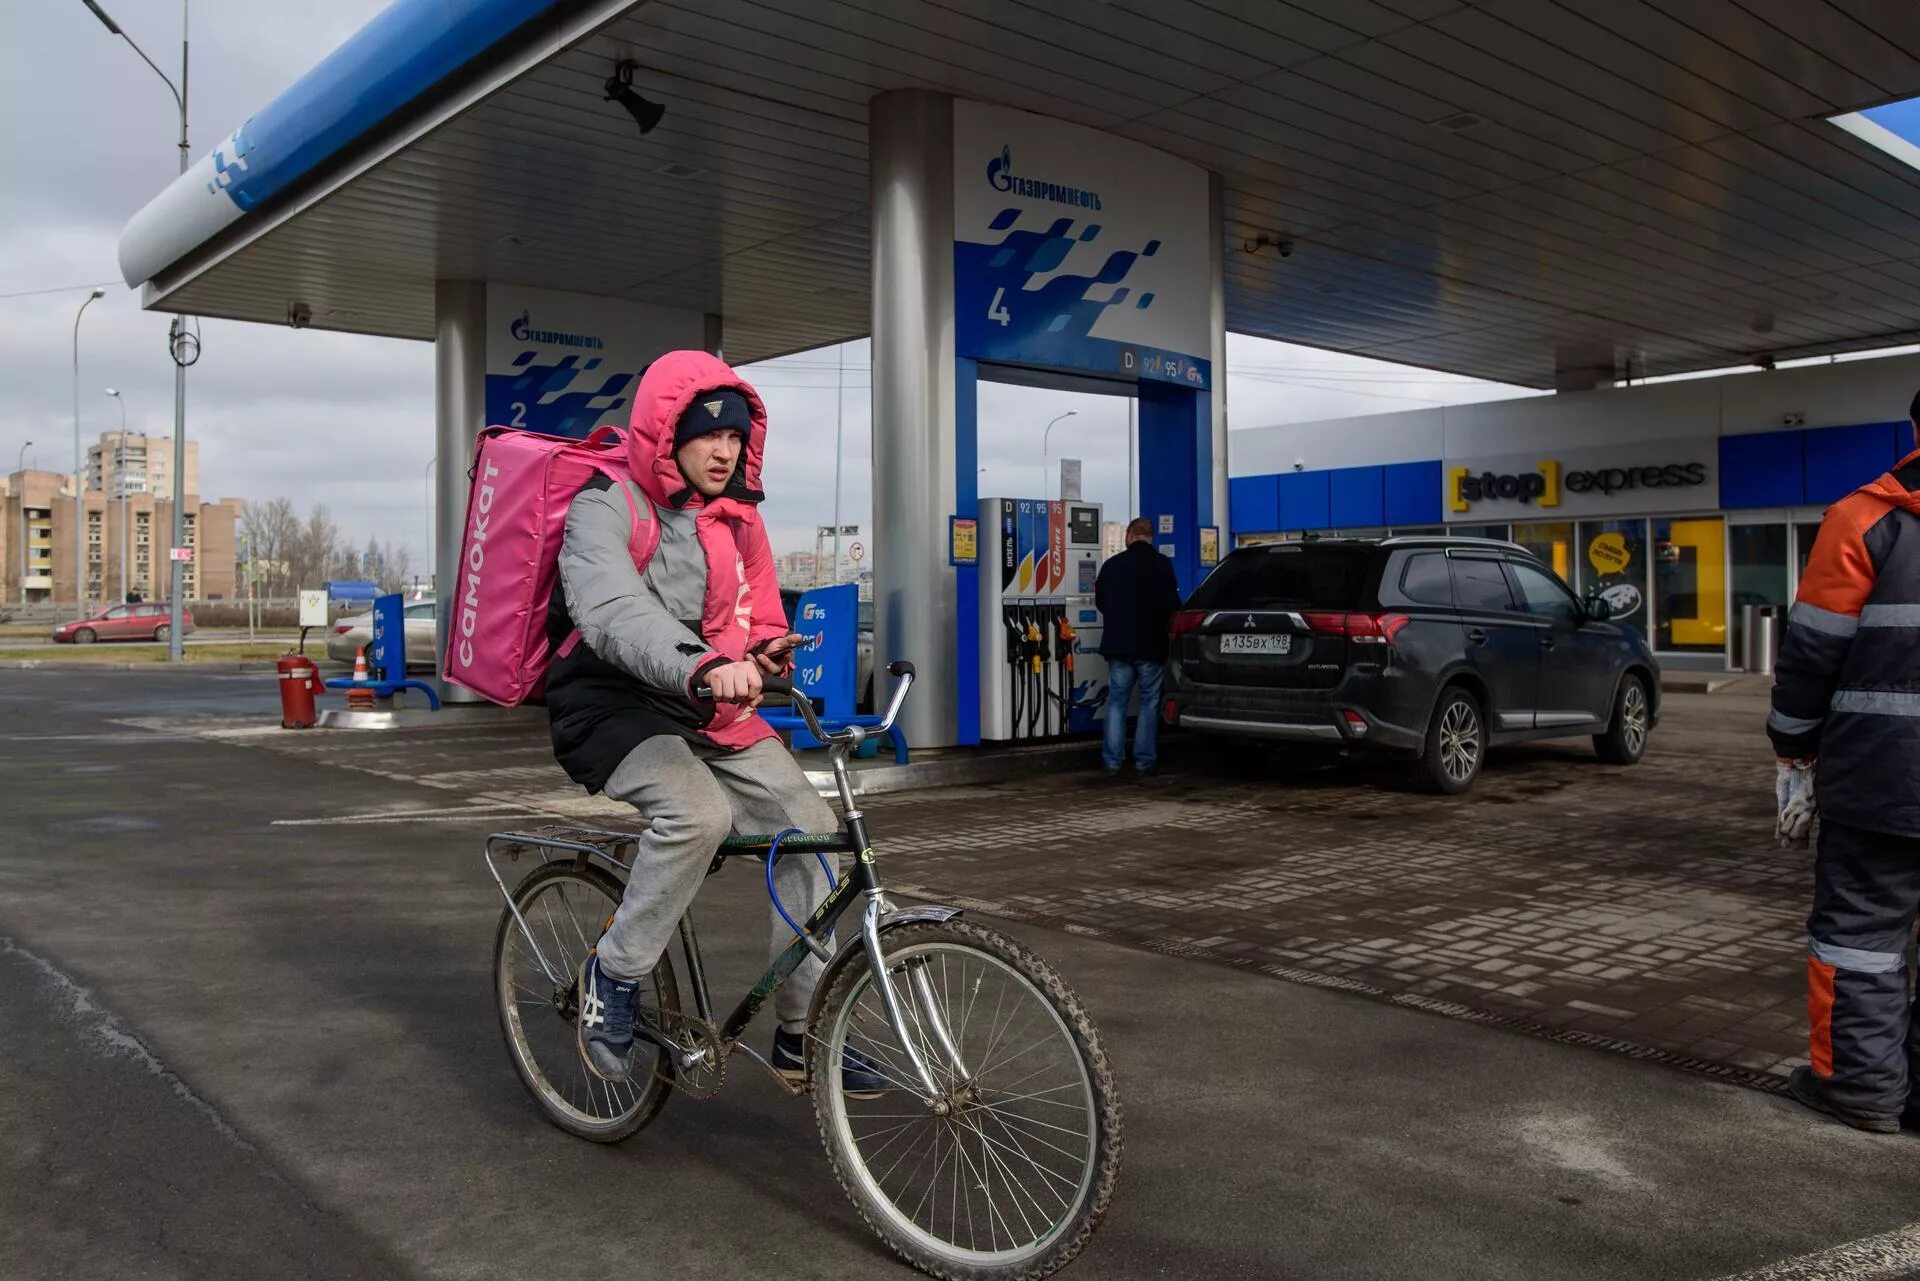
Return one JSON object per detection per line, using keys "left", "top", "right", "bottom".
{"left": 766, "top": 828, "right": 840, "bottom": 940}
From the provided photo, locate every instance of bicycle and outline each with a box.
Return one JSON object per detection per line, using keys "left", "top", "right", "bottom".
{"left": 485, "top": 661, "right": 1123, "bottom": 1280}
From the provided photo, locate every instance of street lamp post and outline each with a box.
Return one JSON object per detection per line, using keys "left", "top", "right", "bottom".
{"left": 15, "top": 440, "right": 29, "bottom": 605}
{"left": 423, "top": 456, "right": 436, "bottom": 591}
{"left": 105, "top": 388, "right": 128, "bottom": 604}
{"left": 1040, "top": 411, "right": 1078, "bottom": 501}
{"left": 71, "top": 288, "right": 104, "bottom": 618}
{"left": 85, "top": 0, "right": 192, "bottom": 661}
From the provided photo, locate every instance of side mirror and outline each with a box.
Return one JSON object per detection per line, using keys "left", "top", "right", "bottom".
{"left": 1586, "top": 595, "right": 1613, "bottom": 623}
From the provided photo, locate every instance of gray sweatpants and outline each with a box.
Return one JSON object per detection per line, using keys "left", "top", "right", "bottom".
{"left": 595, "top": 734, "right": 840, "bottom": 1032}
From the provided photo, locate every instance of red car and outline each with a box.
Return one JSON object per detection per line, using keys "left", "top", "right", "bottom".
{"left": 52, "top": 602, "right": 196, "bottom": 644}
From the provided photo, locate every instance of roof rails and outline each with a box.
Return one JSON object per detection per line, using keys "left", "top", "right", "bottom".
{"left": 1380, "top": 534, "right": 1530, "bottom": 555}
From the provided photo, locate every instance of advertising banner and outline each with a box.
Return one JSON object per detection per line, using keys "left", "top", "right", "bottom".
{"left": 485, "top": 284, "right": 705, "bottom": 439}
{"left": 953, "top": 99, "right": 1211, "bottom": 389}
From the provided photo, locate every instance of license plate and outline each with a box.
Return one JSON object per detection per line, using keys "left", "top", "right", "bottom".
{"left": 1219, "top": 633, "right": 1292, "bottom": 655}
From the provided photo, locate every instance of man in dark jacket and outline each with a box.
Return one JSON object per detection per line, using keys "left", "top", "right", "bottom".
{"left": 1770, "top": 393, "right": 1920, "bottom": 1133}
{"left": 1094, "top": 517, "right": 1181, "bottom": 777}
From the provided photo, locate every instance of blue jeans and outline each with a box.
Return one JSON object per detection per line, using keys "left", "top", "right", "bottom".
{"left": 1103, "top": 659, "right": 1164, "bottom": 773}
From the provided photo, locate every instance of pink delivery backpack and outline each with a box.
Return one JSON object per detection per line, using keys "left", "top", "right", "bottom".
{"left": 441, "top": 425, "right": 658, "bottom": 704}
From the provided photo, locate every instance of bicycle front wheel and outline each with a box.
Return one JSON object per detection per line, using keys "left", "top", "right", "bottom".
{"left": 493, "top": 860, "right": 678, "bottom": 1143}
{"left": 810, "top": 920, "right": 1122, "bottom": 1281}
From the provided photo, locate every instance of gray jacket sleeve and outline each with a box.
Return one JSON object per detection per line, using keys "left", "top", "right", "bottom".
{"left": 558, "top": 483, "right": 715, "bottom": 694}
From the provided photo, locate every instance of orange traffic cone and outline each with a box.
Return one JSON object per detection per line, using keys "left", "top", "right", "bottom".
{"left": 348, "top": 646, "right": 375, "bottom": 710}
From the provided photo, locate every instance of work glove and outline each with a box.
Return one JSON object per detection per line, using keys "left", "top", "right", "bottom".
{"left": 1775, "top": 758, "right": 1817, "bottom": 849}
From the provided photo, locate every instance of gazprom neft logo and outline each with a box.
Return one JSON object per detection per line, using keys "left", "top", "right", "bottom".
{"left": 508, "top": 310, "right": 604, "bottom": 350}
{"left": 986, "top": 145, "right": 1102, "bottom": 210}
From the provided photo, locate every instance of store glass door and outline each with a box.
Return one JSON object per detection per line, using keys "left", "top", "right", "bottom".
{"left": 1729, "top": 519, "right": 1789, "bottom": 666}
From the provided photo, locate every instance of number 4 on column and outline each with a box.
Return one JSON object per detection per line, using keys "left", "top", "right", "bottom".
{"left": 987, "top": 289, "right": 1011, "bottom": 327}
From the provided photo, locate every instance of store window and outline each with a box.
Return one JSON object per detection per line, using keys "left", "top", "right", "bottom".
{"left": 1575, "top": 519, "right": 1649, "bottom": 640}
{"left": 1654, "top": 516, "right": 1726, "bottom": 654}
{"left": 1513, "top": 521, "right": 1575, "bottom": 586}
{"left": 1448, "top": 524, "right": 1511, "bottom": 542}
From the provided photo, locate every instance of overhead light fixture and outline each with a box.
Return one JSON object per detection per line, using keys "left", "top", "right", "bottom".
{"left": 604, "top": 61, "right": 664, "bottom": 136}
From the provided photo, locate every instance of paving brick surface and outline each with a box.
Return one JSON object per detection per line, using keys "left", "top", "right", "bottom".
{"left": 131, "top": 692, "right": 1818, "bottom": 1082}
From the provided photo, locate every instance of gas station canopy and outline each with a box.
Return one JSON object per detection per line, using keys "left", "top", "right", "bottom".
{"left": 121, "top": 0, "right": 1920, "bottom": 388}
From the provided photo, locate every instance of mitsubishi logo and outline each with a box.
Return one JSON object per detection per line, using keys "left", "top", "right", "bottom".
{"left": 1244, "top": 615, "right": 1257, "bottom": 630}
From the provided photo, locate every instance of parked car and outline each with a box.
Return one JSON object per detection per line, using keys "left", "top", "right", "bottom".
{"left": 327, "top": 599, "right": 438, "bottom": 667}
{"left": 52, "top": 602, "right": 195, "bottom": 644}
{"left": 1164, "top": 536, "right": 1659, "bottom": 793}
{"left": 780, "top": 588, "right": 876, "bottom": 712}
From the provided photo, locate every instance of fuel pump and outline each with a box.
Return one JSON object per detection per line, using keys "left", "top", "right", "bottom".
{"left": 978, "top": 496, "right": 1108, "bottom": 742}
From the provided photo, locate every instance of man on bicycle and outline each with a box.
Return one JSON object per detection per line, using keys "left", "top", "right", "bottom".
{"left": 543, "top": 349, "right": 880, "bottom": 1092}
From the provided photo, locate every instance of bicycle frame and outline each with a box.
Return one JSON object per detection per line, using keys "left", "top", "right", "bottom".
{"left": 484, "top": 664, "right": 961, "bottom": 1103}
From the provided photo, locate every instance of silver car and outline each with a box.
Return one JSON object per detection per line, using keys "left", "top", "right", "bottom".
{"left": 327, "top": 599, "right": 439, "bottom": 667}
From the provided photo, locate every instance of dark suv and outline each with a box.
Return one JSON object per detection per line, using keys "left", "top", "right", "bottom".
{"left": 1164, "top": 537, "right": 1660, "bottom": 793}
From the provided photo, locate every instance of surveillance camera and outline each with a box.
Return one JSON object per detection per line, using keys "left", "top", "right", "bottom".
{"left": 1292, "top": 458, "right": 1305, "bottom": 472}
{"left": 1783, "top": 411, "right": 1806, "bottom": 427}
{"left": 1277, "top": 237, "right": 1294, "bottom": 259}
{"left": 287, "top": 302, "right": 313, "bottom": 330}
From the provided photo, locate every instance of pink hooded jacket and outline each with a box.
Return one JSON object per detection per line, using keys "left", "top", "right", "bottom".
{"left": 627, "top": 351, "right": 787, "bottom": 750}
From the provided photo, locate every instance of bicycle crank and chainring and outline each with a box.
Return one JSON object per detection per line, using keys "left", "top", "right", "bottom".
{"left": 648, "top": 1010, "right": 727, "bottom": 1100}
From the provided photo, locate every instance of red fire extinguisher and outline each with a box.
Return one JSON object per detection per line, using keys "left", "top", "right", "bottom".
{"left": 277, "top": 653, "right": 323, "bottom": 729}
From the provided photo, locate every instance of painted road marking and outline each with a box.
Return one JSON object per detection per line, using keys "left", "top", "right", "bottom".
{"left": 1708, "top": 1224, "right": 1920, "bottom": 1280}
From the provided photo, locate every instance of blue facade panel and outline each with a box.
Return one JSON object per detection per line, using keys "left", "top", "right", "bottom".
{"left": 1278, "top": 470, "right": 1331, "bottom": 531}
{"left": 1229, "top": 474, "right": 1280, "bottom": 535}
{"left": 1384, "top": 460, "right": 1443, "bottom": 526}
{"left": 1719, "top": 431, "right": 1805, "bottom": 509}
{"left": 1329, "top": 466, "right": 1385, "bottom": 528}
{"left": 1805, "top": 421, "right": 1902, "bottom": 505}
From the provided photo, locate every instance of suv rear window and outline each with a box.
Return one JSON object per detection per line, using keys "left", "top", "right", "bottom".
{"left": 1188, "top": 544, "right": 1374, "bottom": 610}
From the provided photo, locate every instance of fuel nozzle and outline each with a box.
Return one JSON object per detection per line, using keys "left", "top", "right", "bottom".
{"left": 1025, "top": 612, "right": 1043, "bottom": 674}
{"left": 1057, "top": 611, "right": 1076, "bottom": 674}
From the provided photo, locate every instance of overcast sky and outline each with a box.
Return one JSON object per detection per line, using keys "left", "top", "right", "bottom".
{"left": 0, "top": 0, "right": 1538, "bottom": 569}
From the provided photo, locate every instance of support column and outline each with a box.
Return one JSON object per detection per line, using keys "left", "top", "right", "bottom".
{"left": 1208, "top": 171, "right": 1229, "bottom": 549}
{"left": 434, "top": 279, "right": 487, "bottom": 704}
{"left": 870, "top": 90, "right": 959, "bottom": 749}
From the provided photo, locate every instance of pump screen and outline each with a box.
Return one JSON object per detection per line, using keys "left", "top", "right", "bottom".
{"left": 1069, "top": 505, "right": 1099, "bottom": 544}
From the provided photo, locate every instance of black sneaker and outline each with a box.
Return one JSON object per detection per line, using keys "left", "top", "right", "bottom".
{"left": 772, "top": 1028, "right": 889, "bottom": 1099}
{"left": 577, "top": 952, "right": 641, "bottom": 1083}
{"left": 1788, "top": 1066, "right": 1900, "bottom": 1134}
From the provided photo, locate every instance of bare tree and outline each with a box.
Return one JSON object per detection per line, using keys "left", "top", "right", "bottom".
{"left": 239, "top": 497, "right": 299, "bottom": 596}
{"left": 377, "top": 542, "right": 412, "bottom": 595}
{"left": 292, "top": 505, "right": 341, "bottom": 590}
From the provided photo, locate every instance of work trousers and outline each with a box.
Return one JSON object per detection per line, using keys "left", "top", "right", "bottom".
{"left": 1806, "top": 818, "right": 1920, "bottom": 1116}
{"left": 595, "top": 735, "right": 840, "bottom": 1033}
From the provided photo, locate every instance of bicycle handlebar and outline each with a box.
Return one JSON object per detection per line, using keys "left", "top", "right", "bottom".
{"left": 695, "top": 660, "right": 916, "bottom": 748}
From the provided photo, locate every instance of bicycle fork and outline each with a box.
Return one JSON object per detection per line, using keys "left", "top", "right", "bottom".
{"left": 860, "top": 890, "right": 973, "bottom": 1112}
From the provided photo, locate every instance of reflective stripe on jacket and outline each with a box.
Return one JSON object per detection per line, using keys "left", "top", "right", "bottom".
{"left": 1769, "top": 447, "right": 1920, "bottom": 835}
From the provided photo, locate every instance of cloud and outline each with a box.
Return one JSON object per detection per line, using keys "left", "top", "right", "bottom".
{"left": 1, "top": 0, "right": 1536, "bottom": 578}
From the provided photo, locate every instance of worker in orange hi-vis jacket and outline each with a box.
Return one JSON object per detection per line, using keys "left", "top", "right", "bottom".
{"left": 1770, "top": 390, "right": 1920, "bottom": 1134}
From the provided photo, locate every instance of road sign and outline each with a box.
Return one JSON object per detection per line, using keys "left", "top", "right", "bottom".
{"left": 170, "top": 547, "right": 193, "bottom": 562}
{"left": 848, "top": 541, "right": 865, "bottom": 564}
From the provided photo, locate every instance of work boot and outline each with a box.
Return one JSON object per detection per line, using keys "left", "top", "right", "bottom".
{"left": 772, "top": 1028, "right": 889, "bottom": 1099}
{"left": 576, "top": 952, "right": 641, "bottom": 1083}
{"left": 1788, "top": 1066, "right": 1900, "bottom": 1134}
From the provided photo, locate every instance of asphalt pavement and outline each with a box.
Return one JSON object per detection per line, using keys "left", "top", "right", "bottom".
{"left": 4, "top": 670, "right": 1920, "bottom": 1281}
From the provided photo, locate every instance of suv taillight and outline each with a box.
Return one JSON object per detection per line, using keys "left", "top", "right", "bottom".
{"left": 1303, "top": 612, "right": 1410, "bottom": 645}
{"left": 1169, "top": 610, "right": 1205, "bottom": 636}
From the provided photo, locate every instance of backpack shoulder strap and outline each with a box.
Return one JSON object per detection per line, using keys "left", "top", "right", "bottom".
{"left": 556, "top": 464, "right": 661, "bottom": 662}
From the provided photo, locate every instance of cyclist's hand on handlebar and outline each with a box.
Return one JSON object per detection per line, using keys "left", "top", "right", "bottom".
{"left": 753, "top": 632, "right": 807, "bottom": 674}
{"left": 706, "top": 660, "right": 764, "bottom": 707}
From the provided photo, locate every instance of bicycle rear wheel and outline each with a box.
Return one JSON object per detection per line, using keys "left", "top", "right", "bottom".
{"left": 810, "top": 920, "right": 1122, "bottom": 1281}
{"left": 493, "top": 860, "right": 678, "bottom": 1143}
